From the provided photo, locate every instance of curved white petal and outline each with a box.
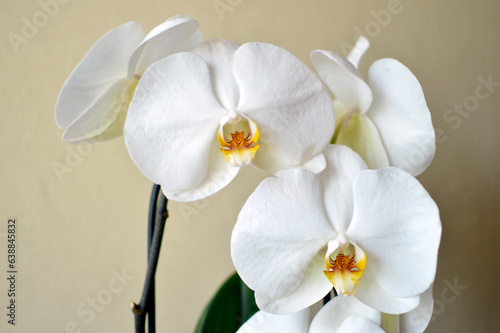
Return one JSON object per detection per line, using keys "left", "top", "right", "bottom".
{"left": 255, "top": 250, "right": 333, "bottom": 314}
{"left": 250, "top": 135, "right": 285, "bottom": 174}
{"left": 355, "top": 262, "right": 420, "bottom": 314}
{"left": 192, "top": 39, "right": 240, "bottom": 110}
{"left": 237, "top": 308, "right": 309, "bottom": 333}
{"left": 347, "top": 36, "right": 370, "bottom": 70}
{"left": 347, "top": 167, "right": 441, "bottom": 298}
{"left": 56, "top": 21, "right": 145, "bottom": 129}
{"left": 128, "top": 15, "right": 201, "bottom": 77}
{"left": 124, "top": 52, "right": 226, "bottom": 193}
{"left": 175, "top": 27, "right": 203, "bottom": 52}
{"left": 234, "top": 43, "right": 334, "bottom": 170}
{"left": 337, "top": 317, "right": 386, "bottom": 333}
{"left": 310, "top": 50, "right": 372, "bottom": 114}
{"left": 334, "top": 112, "right": 390, "bottom": 169}
{"left": 161, "top": 135, "right": 239, "bottom": 202}
{"left": 367, "top": 58, "right": 435, "bottom": 176}
{"left": 252, "top": 147, "right": 327, "bottom": 176}
{"left": 310, "top": 295, "right": 381, "bottom": 333}
{"left": 62, "top": 77, "right": 137, "bottom": 144}
{"left": 300, "top": 152, "right": 327, "bottom": 174}
{"left": 231, "top": 169, "right": 335, "bottom": 311}
{"left": 332, "top": 102, "right": 349, "bottom": 135}
{"left": 399, "top": 286, "right": 434, "bottom": 333}
{"left": 319, "top": 145, "right": 367, "bottom": 234}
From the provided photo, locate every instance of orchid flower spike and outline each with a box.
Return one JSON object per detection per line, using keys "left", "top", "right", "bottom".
{"left": 231, "top": 145, "right": 441, "bottom": 316}
{"left": 55, "top": 15, "right": 202, "bottom": 144}
{"left": 310, "top": 37, "right": 435, "bottom": 176}
{"left": 124, "top": 39, "right": 334, "bottom": 202}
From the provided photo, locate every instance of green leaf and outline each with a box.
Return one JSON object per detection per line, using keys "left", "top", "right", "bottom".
{"left": 194, "top": 272, "right": 259, "bottom": 333}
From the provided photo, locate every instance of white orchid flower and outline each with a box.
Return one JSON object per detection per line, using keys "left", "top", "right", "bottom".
{"left": 231, "top": 145, "right": 441, "bottom": 315}
{"left": 55, "top": 16, "right": 202, "bottom": 144}
{"left": 310, "top": 37, "right": 435, "bottom": 176}
{"left": 238, "top": 290, "right": 433, "bottom": 333}
{"left": 124, "top": 39, "right": 334, "bottom": 202}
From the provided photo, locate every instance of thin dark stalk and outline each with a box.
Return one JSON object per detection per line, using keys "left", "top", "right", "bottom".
{"left": 147, "top": 184, "right": 161, "bottom": 332}
{"left": 323, "top": 290, "right": 331, "bottom": 305}
{"left": 148, "top": 184, "right": 161, "bottom": 254}
{"left": 133, "top": 185, "right": 168, "bottom": 333}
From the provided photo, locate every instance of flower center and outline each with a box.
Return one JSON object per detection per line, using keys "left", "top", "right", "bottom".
{"left": 323, "top": 241, "right": 366, "bottom": 295}
{"left": 331, "top": 104, "right": 360, "bottom": 144}
{"left": 217, "top": 112, "right": 260, "bottom": 167}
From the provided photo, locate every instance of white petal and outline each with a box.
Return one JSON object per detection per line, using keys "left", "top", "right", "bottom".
{"left": 175, "top": 27, "right": 203, "bottom": 52}
{"left": 399, "top": 286, "right": 434, "bottom": 333}
{"left": 319, "top": 145, "right": 367, "bottom": 233}
{"left": 347, "top": 167, "right": 441, "bottom": 298}
{"left": 236, "top": 308, "right": 309, "bottom": 333}
{"left": 231, "top": 169, "right": 335, "bottom": 311}
{"left": 355, "top": 263, "right": 420, "bottom": 314}
{"left": 310, "top": 50, "right": 372, "bottom": 113}
{"left": 250, "top": 137, "right": 286, "bottom": 174}
{"left": 56, "top": 21, "right": 144, "bottom": 129}
{"left": 334, "top": 112, "right": 390, "bottom": 170}
{"left": 62, "top": 78, "right": 137, "bottom": 144}
{"left": 310, "top": 295, "right": 381, "bottom": 333}
{"left": 366, "top": 58, "right": 435, "bottom": 176}
{"left": 124, "top": 52, "right": 226, "bottom": 193}
{"left": 337, "top": 317, "right": 386, "bottom": 333}
{"left": 161, "top": 135, "right": 239, "bottom": 202}
{"left": 252, "top": 148, "right": 327, "bottom": 176}
{"left": 234, "top": 43, "right": 334, "bottom": 169}
{"left": 128, "top": 15, "right": 201, "bottom": 76}
{"left": 347, "top": 36, "right": 370, "bottom": 70}
{"left": 255, "top": 250, "right": 333, "bottom": 314}
{"left": 192, "top": 39, "right": 240, "bottom": 110}
{"left": 300, "top": 153, "right": 327, "bottom": 174}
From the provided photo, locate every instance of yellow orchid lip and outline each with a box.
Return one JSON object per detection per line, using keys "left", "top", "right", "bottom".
{"left": 323, "top": 242, "right": 366, "bottom": 295}
{"left": 218, "top": 112, "right": 260, "bottom": 167}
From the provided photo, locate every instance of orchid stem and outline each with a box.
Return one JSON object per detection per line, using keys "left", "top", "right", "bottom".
{"left": 147, "top": 184, "right": 161, "bottom": 332}
{"left": 323, "top": 291, "right": 331, "bottom": 305}
{"left": 133, "top": 184, "right": 168, "bottom": 333}
{"left": 323, "top": 288, "right": 337, "bottom": 305}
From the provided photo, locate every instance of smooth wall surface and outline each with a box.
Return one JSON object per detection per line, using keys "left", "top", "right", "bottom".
{"left": 1, "top": 0, "right": 499, "bottom": 332}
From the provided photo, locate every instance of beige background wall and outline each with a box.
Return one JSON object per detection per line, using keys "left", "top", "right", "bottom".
{"left": 1, "top": 0, "right": 499, "bottom": 332}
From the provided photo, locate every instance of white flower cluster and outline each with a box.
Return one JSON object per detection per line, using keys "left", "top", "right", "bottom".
{"left": 55, "top": 16, "right": 441, "bottom": 333}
